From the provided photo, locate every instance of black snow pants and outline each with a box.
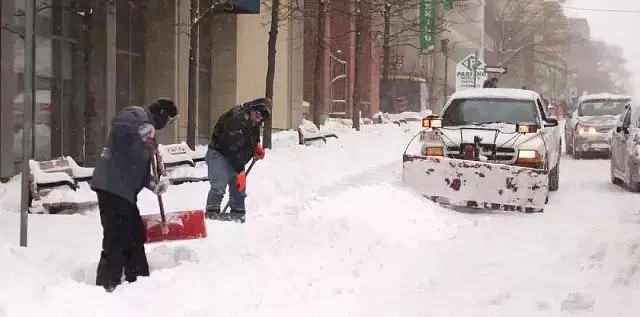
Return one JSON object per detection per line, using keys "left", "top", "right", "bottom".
{"left": 95, "top": 190, "right": 149, "bottom": 289}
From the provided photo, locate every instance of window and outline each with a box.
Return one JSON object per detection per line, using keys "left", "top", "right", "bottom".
{"left": 442, "top": 98, "right": 539, "bottom": 126}
{"left": 621, "top": 107, "right": 632, "bottom": 128}
{"left": 578, "top": 99, "right": 630, "bottom": 117}
{"left": 535, "top": 98, "right": 548, "bottom": 120}
{"left": 116, "top": 1, "right": 145, "bottom": 111}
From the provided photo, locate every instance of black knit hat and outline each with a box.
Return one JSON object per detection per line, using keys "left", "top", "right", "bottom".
{"left": 149, "top": 98, "right": 177, "bottom": 118}
{"left": 246, "top": 97, "right": 271, "bottom": 120}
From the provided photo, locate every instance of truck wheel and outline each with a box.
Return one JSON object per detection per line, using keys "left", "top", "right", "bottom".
{"left": 627, "top": 164, "right": 640, "bottom": 192}
{"left": 611, "top": 163, "right": 623, "bottom": 185}
{"left": 548, "top": 162, "right": 559, "bottom": 192}
{"left": 572, "top": 134, "right": 582, "bottom": 159}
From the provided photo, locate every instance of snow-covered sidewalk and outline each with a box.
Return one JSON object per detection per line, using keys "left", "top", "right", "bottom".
{"left": 0, "top": 121, "right": 465, "bottom": 317}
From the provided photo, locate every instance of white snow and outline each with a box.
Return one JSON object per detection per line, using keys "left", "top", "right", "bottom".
{"left": 579, "top": 93, "right": 631, "bottom": 102}
{"left": 447, "top": 88, "right": 539, "bottom": 102}
{"left": 2, "top": 118, "right": 640, "bottom": 316}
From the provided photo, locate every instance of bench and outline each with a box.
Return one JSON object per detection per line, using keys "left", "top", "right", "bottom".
{"left": 297, "top": 119, "right": 339, "bottom": 145}
{"left": 157, "top": 142, "right": 208, "bottom": 184}
{"left": 377, "top": 113, "right": 407, "bottom": 126}
{"left": 29, "top": 156, "right": 97, "bottom": 213}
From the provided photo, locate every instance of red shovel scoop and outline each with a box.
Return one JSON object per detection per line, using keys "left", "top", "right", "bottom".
{"left": 142, "top": 147, "right": 207, "bottom": 244}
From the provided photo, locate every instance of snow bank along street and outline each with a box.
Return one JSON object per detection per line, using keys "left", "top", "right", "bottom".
{"left": 1, "top": 118, "right": 640, "bottom": 316}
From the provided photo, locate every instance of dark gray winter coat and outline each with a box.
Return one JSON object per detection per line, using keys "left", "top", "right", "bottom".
{"left": 209, "top": 104, "right": 261, "bottom": 173}
{"left": 91, "top": 106, "right": 156, "bottom": 205}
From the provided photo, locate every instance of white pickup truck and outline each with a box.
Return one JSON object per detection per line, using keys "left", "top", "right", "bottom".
{"left": 403, "top": 88, "right": 562, "bottom": 212}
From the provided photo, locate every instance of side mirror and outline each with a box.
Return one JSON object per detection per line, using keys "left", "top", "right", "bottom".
{"left": 544, "top": 118, "right": 559, "bottom": 127}
{"left": 616, "top": 126, "right": 628, "bottom": 134}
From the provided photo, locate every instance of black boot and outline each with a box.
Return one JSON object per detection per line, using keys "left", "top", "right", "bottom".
{"left": 205, "top": 206, "right": 220, "bottom": 219}
{"left": 229, "top": 209, "right": 246, "bottom": 223}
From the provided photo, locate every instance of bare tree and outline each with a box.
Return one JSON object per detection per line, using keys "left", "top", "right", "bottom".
{"left": 489, "top": 0, "right": 570, "bottom": 70}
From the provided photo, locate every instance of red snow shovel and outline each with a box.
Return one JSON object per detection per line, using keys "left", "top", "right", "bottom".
{"left": 142, "top": 148, "right": 207, "bottom": 244}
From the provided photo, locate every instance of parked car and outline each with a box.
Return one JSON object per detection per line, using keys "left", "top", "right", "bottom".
{"left": 565, "top": 93, "right": 630, "bottom": 159}
{"left": 610, "top": 103, "right": 640, "bottom": 191}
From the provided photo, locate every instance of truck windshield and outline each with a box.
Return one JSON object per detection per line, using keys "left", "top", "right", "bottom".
{"left": 442, "top": 98, "right": 539, "bottom": 126}
{"left": 578, "top": 99, "right": 629, "bottom": 116}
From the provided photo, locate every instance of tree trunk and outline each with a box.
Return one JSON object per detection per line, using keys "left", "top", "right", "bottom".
{"left": 263, "top": 0, "right": 280, "bottom": 149}
{"left": 381, "top": 3, "right": 392, "bottom": 114}
{"left": 186, "top": 0, "right": 199, "bottom": 149}
{"left": 312, "top": 0, "right": 326, "bottom": 127}
{"left": 351, "top": 0, "right": 364, "bottom": 131}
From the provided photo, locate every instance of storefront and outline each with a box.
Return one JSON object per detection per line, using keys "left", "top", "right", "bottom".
{"left": 1, "top": 0, "right": 304, "bottom": 181}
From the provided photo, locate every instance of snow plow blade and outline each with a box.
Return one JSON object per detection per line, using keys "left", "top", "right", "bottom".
{"left": 142, "top": 210, "right": 207, "bottom": 244}
{"left": 403, "top": 155, "right": 549, "bottom": 212}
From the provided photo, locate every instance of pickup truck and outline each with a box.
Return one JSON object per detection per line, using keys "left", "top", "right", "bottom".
{"left": 420, "top": 88, "right": 562, "bottom": 193}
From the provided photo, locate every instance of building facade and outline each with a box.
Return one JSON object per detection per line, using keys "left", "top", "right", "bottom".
{"left": 302, "top": 0, "right": 381, "bottom": 123}
{"left": 0, "top": 0, "right": 304, "bottom": 180}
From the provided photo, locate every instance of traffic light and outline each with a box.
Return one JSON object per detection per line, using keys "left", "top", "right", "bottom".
{"left": 219, "top": 0, "right": 260, "bottom": 14}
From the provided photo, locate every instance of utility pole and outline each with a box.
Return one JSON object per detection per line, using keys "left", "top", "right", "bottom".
{"left": 21, "top": 0, "right": 36, "bottom": 247}
{"left": 441, "top": 38, "right": 449, "bottom": 108}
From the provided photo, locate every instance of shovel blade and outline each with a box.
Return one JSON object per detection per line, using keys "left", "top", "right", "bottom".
{"left": 403, "top": 155, "right": 549, "bottom": 211}
{"left": 142, "top": 209, "right": 207, "bottom": 243}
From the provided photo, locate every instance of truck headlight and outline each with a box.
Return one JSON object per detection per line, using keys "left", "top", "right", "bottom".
{"left": 423, "top": 147, "right": 444, "bottom": 156}
{"left": 516, "top": 150, "right": 543, "bottom": 167}
{"left": 517, "top": 150, "right": 538, "bottom": 159}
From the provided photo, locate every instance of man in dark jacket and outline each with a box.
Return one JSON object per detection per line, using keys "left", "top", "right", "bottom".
{"left": 205, "top": 97, "right": 271, "bottom": 222}
{"left": 90, "top": 98, "right": 177, "bottom": 292}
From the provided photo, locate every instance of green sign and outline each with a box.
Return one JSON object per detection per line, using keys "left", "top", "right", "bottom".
{"left": 419, "top": 0, "right": 435, "bottom": 51}
{"left": 443, "top": 0, "right": 453, "bottom": 10}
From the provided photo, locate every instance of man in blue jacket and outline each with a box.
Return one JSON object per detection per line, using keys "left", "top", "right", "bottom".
{"left": 90, "top": 98, "right": 177, "bottom": 292}
{"left": 205, "top": 97, "right": 271, "bottom": 223}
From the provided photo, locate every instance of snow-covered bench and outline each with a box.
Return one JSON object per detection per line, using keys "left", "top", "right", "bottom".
{"left": 377, "top": 113, "right": 407, "bottom": 126}
{"left": 297, "top": 119, "right": 338, "bottom": 145}
{"left": 157, "top": 142, "right": 208, "bottom": 184}
{"left": 29, "top": 156, "right": 97, "bottom": 213}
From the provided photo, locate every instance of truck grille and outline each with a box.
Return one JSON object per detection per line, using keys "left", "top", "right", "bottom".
{"left": 595, "top": 126, "right": 613, "bottom": 134}
{"left": 444, "top": 144, "right": 517, "bottom": 163}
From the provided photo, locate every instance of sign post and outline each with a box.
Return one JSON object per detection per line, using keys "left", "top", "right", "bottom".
{"left": 455, "top": 54, "right": 487, "bottom": 90}
{"left": 20, "top": 0, "right": 36, "bottom": 247}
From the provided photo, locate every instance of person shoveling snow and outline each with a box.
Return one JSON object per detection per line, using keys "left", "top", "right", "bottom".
{"left": 90, "top": 98, "right": 177, "bottom": 292}
{"left": 204, "top": 97, "right": 270, "bottom": 223}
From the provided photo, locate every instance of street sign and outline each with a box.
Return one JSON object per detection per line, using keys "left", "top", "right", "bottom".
{"left": 455, "top": 54, "right": 487, "bottom": 90}
{"left": 419, "top": 0, "right": 436, "bottom": 51}
{"left": 484, "top": 66, "right": 507, "bottom": 74}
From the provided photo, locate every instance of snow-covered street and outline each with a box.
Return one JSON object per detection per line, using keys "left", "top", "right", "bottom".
{"left": 1, "top": 122, "right": 640, "bottom": 316}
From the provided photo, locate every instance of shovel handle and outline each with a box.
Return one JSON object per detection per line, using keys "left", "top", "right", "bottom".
{"left": 149, "top": 144, "right": 168, "bottom": 225}
{"left": 221, "top": 158, "right": 257, "bottom": 213}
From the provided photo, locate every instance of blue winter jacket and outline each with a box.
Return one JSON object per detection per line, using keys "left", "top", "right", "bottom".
{"left": 90, "top": 106, "right": 156, "bottom": 205}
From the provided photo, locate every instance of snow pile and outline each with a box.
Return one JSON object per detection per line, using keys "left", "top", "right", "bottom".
{"left": 135, "top": 122, "right": 424, "bottom": 215}
{"left": 0, "top": 120, "right": 467, "bottom": 317}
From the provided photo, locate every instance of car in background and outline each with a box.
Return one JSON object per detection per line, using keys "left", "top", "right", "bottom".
{"left": 564, "top": 93, "right": 630, "bottom": 159}
{"left": 610, "top": 103, "right": 640, "bottom": 191}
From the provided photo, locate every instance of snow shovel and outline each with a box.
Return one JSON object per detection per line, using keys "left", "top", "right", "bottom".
{"left": 141, "top": 148, "right": 208, "bottom": 244}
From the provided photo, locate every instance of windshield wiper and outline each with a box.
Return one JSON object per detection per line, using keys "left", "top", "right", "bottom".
{"left": 470, "top": 121, "right": 504, "bottom": 125}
